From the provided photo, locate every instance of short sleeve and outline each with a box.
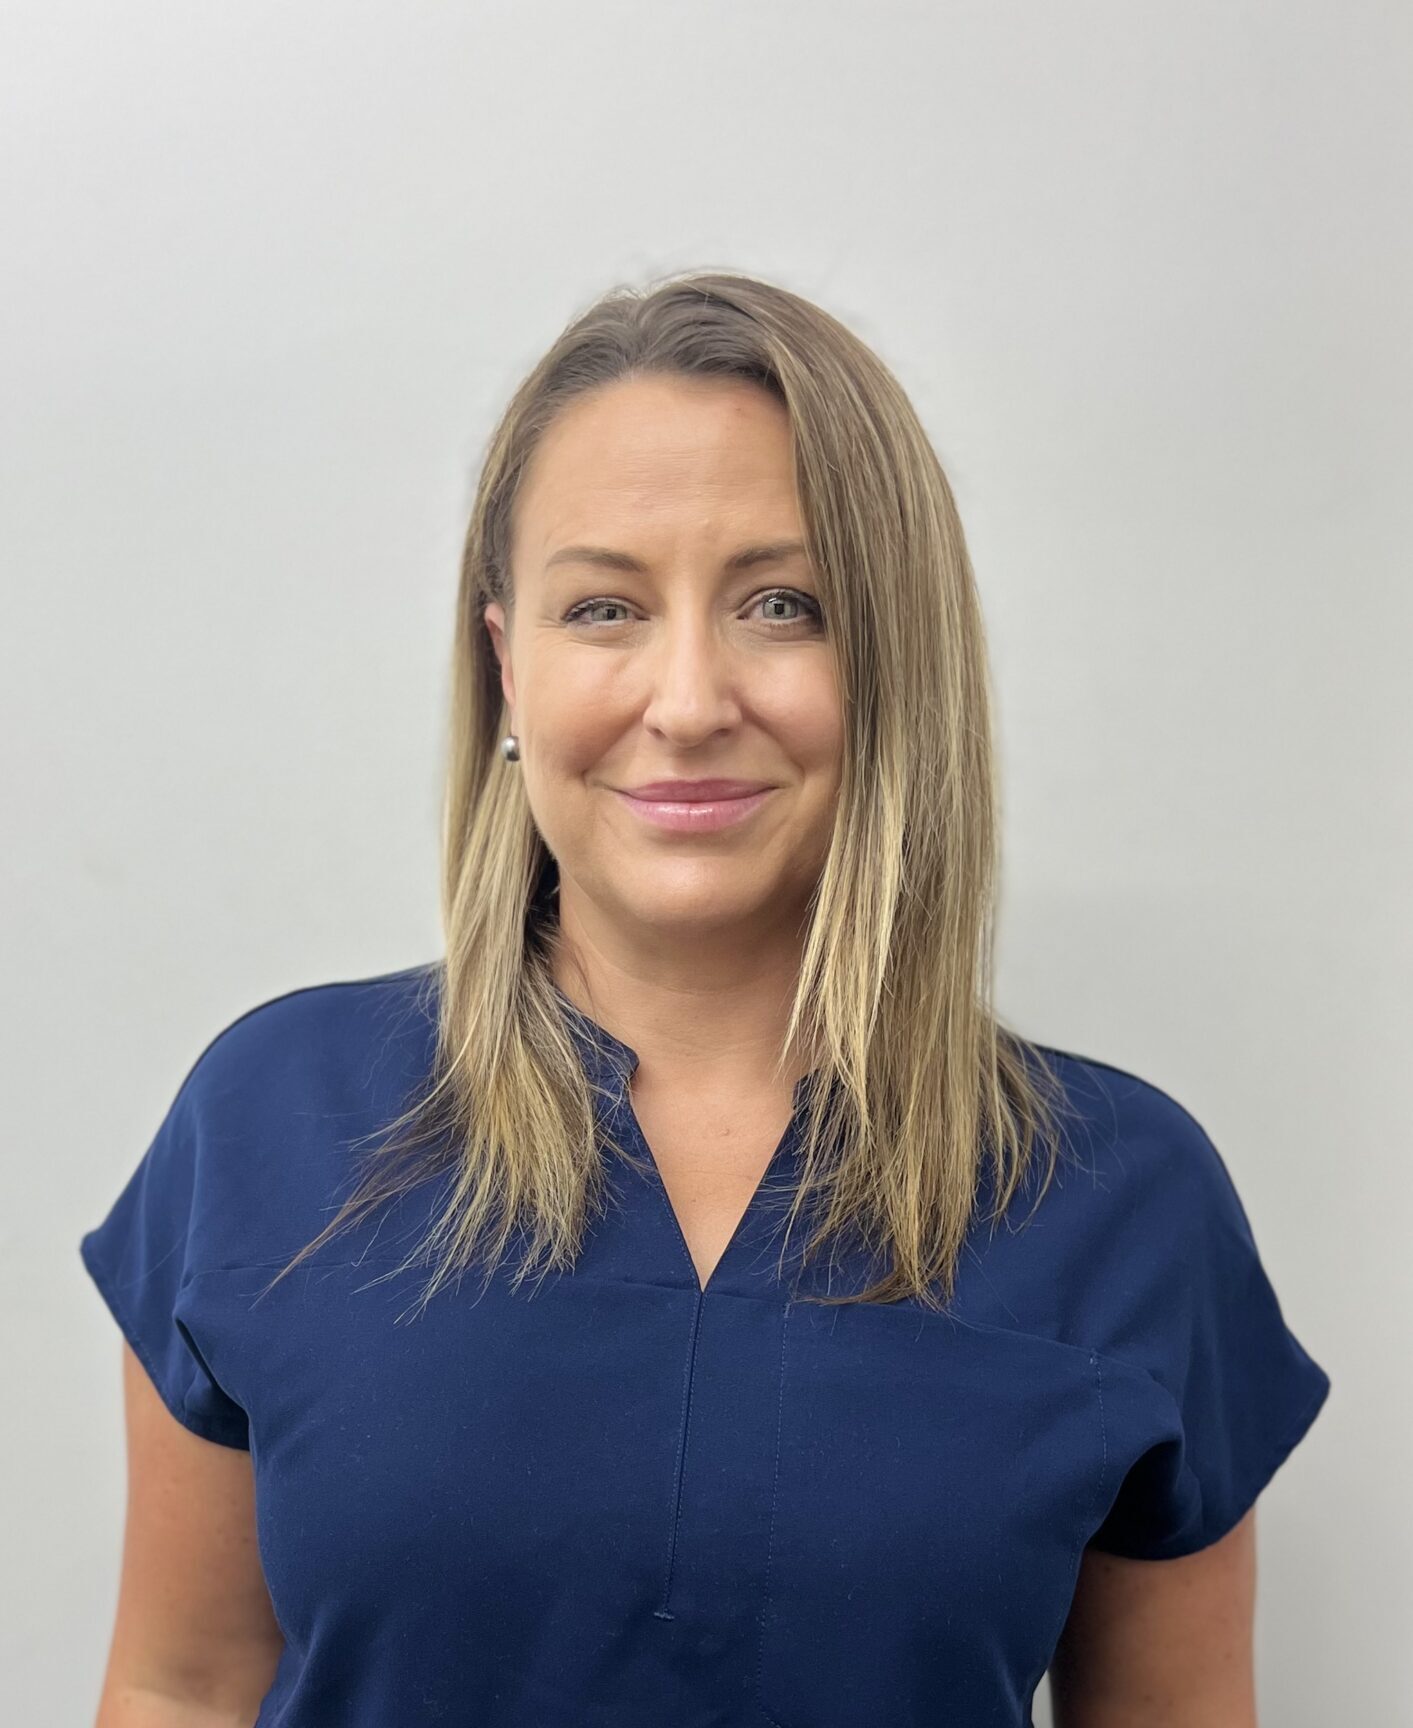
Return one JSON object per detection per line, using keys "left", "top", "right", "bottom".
{"left": 1086, "top": 1116, "right": 1331, "bottom": 1560}
{"left": 79, "top": 1068, "right": 251, "bottom": 1449}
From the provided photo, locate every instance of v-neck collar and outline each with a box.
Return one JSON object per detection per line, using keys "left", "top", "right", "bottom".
{"left": 550, "top": 983, "right": 821, "bottom": 1297}
{"left": 550, "top": 983, "right": 816, "bottom": 1110}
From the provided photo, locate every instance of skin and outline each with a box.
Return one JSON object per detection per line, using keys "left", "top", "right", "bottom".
{"left": 1049, "top": 1509, "right": 1258, "bottom": 1725}
{"left": 91, "top": 1344, "right": 282, "bottom": 1726}
{"left": 484, "top": 371, "right": 843, "bottom": 1098}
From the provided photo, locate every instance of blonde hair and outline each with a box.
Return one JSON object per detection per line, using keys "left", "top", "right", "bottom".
{"left": 258, "top": 268, "right": 1080, "bottom": 1316}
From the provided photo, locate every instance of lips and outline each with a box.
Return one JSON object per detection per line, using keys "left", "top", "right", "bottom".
{"left": 612, "top": 786, "right": 774, "bottom": 832}
{"left": 622, "top": 780, "right": 773, "bottom": 801}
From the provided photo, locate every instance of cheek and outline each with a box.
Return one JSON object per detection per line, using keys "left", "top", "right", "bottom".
{"left": 524, "top": 658, "right": 623, "bottom": 773}
{"left": 760, "top": 670, "right": 843, "bottom": 780}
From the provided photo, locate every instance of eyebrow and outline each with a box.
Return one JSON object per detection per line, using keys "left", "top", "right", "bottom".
{"left": 543, "top": 539, "right": 809, "bottom": 576}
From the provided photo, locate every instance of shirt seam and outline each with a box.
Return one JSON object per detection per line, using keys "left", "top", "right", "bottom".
{"left": 181, "top": 1261, "right": 1176, "bottom": 1390}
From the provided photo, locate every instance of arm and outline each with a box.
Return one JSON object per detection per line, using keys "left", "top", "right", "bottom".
{"left": 1048, "top": 1508, "right": 1258, "bottom": 1728}
{"left": 90, "top": 1344, "right": 284, "bottom": 1728}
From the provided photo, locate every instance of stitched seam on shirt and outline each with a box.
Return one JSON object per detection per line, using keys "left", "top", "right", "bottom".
{"left": 653, "top": 1287, "right": 705, "bottom": 1620}
{"left": 188, "top": 1262, "right": 1183, "bottom": 1407}
{"left": 753, "top": 1299, "right": 792, "bottom": 1728}
{"left": 186, "top": 1263, "right": 790, "bottom": 1297}
{"left": 188, "top": 1262, "right": 1176, "bottom": 1442}
{"left": 81, "top": 1237, "right": 248, "bottom": 1447}
{"left": 1023, "top": 1348, "right": 1109, "bottom": 1710}
{"left": 1157, "top": 1366, "right": 1331, "bottom": 1559}
{"left": 940, "top": 1309, "right": 1169, "bottom": 1393}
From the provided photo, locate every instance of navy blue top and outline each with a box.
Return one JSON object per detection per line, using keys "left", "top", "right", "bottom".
{"left": 79, "top": 962, "right": 1331, "bottom": 1727}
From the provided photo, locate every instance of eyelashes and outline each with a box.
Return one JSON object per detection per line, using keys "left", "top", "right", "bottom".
{"left": 562, "top": 588, "right": 824, "bottom": 630}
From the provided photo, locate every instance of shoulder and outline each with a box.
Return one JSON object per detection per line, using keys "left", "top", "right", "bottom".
{"left": 962, "top": 1039, "right": 1257, "bottom": 1357}
{"left": 1022, "top": 1039, "right": 1239, "bottom": 1222}
{"left": 180, "top": 961, "right": 440, "bottom": 1104}
{"left": 163, "top": 960, "right": 443, "bottom": 1270}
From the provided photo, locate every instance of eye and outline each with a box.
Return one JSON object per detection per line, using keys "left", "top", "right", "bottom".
{"left": 562, "top": 598, "right": 632, "bottom": 627}
{"left": 561, "top": 589, "right": 824, "bottom": 630}
{"left": 753, "top": 588, "right": 823, "bottom": 627}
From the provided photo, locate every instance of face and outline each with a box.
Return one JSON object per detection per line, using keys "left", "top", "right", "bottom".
{"left": 483, "top": 373, "right": 844, "bottom": 971}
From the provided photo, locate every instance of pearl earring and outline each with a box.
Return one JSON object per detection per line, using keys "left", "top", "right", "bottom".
{"left": 500, "top": 734, "right": 520, "bottom": 762}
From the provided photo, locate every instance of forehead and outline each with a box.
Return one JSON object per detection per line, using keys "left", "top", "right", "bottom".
{"left": 512, "top": 375, "right": 799, "bottom": 555}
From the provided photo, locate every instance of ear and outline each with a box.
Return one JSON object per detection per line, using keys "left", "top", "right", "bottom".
{"left": 483, "top": 602, "right": 516, "bottom": 715}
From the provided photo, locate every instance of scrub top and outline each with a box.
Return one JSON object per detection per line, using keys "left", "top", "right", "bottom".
{"left": 79, "top": 961, "right": 1332, "bottom": 1727}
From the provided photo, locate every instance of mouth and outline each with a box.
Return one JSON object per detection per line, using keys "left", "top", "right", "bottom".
{"left": 610, "top": 786, "right": 775, "bottom": 834}
{"left": 622, "top": 779, "right": 775, "bottom": 800}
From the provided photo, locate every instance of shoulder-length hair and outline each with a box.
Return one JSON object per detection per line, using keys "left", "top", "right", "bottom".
{"left": 259, "top": 268, "right": 1079, "bottom": 1316}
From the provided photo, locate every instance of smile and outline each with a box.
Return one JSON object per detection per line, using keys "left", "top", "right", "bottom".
{"left": 610, "top": 787, "right": 774, "bottom": 833}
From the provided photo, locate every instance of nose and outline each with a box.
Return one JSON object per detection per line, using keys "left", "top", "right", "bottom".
{"left": 636, "top": 614, "right": 746, "bottom": 745}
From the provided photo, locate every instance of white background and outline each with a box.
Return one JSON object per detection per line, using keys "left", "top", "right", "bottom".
{"left": 3, "top": 3, "right": 1406, "bottom": 1722}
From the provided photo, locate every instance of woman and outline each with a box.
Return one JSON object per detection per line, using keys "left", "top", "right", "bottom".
{"left": 80, "top": 270, "right": 1331, "bottom": 1726}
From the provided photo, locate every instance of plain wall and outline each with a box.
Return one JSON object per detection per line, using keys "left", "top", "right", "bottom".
{"left": 3, "top": 2, "right": 1407, "bottom": 1722}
